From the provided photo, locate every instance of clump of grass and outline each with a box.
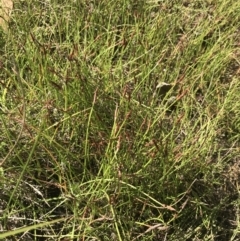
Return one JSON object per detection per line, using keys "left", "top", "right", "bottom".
{"left": 0, "top": 0, "right": 239, "bottom": 240}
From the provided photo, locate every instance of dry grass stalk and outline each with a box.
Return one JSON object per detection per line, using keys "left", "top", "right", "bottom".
{"left": 0, "top": 0, "right": 13, "bottom": 31}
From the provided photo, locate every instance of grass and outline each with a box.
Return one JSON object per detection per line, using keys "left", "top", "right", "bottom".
{"left": 0, "top": 0, "right": 239, "bottom": 240}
